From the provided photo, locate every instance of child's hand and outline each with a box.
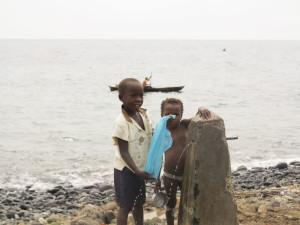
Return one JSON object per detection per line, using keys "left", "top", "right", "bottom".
{"left": 167, "top": 114, "right": 176, "bottom": 121}
{"left": 154, "top": 179, "right": 161, "bottom": 193}
{"left": 197, "top": 107, "right": 211, "bottom": 119}
{"left": 136, "top": 170, "right": 154, "bottom": 180}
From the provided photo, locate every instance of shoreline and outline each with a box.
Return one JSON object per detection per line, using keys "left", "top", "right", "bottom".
{"left": 0, "top": 162, "right": 299, "bottom": 224}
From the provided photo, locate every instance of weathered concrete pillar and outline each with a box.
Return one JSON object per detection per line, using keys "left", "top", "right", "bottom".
{"left": 178, "top": 113, "right": 238, "bottom": 225}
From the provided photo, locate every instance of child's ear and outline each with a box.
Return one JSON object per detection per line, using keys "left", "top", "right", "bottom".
{"left": 119, "top": 94, "right": 123, "bottom": 102}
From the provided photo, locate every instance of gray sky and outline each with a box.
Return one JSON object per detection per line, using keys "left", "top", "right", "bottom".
{"left": 0, "top": 0, "right": 300, "bottom": 39}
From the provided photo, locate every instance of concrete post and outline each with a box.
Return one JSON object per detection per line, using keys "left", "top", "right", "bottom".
{"left": 178, "top": 113, "right": 238, "bottom": 225}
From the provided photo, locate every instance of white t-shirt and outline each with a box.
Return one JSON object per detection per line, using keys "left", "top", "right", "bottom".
{"left": 112, "top": 107, "right": 154, "bottom": 172}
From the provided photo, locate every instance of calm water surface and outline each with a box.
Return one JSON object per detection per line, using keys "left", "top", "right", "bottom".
{"left": 0, "top": 40, "right": 299, "bottom": 189}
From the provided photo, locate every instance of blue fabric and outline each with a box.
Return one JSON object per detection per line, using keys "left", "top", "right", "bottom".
{"left": 144, "top": 115, "right": 176, "bottom": 179}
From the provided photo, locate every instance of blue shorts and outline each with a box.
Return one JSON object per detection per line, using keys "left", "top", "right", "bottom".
{"left": 114, "top": 167, "right": 146, "bottom": 211}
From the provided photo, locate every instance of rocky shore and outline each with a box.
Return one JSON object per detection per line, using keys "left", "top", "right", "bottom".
{"left": 0, "top": 161, "right": 299, "bottom": 225}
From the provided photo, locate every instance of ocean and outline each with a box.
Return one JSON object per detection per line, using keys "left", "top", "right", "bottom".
{"left": 0, "top": 40, "right": 299, "bottom": 190}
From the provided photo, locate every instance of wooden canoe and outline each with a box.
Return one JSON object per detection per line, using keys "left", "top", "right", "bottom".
{"left": 109, "top": 85, "right": 184, "bottom": 92}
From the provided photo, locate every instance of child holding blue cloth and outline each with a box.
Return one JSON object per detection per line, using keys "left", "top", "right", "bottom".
{"left": 153, "top": 98, "right": 211, "bottom": 225}
{"left": 144, "top": 114, "right": 176, "bottom": 179}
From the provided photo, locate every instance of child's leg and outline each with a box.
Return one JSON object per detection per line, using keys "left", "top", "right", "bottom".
{"left": 117, "top": 207, "right": 130, "bottom": 225}
{"left": 132, "top": 199, "right": 144, "bottom": 225}
{"left": 163, "top": 175, "right": 179, "bottom": 225}
{"left": 115, "top": 167, "right": 145, "bottom": 225}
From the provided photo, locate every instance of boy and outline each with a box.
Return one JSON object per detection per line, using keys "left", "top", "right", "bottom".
{"left": 154, "top": 98, "right": 210, "bottom": 225}
{"left": 112, "top": 78, "right": 154, "bottom": 225}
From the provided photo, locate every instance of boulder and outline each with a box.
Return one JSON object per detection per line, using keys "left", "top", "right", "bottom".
{"left": 275, "top": 162, "right": 288, "bottom": 170}
{"left": 178, "top": 113, "right": 238, "bottom": 225}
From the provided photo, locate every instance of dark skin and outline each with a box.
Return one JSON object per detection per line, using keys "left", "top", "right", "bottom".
{"left": 117, "top": 80, "right": 153, "bottom": 225}
{"left": 118, "top": 81, "right": 152, "bottom": 180}
{"left": 164, "top": 105, "right": 189, "bottom": 176}
{"left": 154, "top": 103, "right": 211, "bottom": 225}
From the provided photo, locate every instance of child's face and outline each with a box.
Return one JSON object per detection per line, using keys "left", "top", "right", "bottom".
{"left": 162, "top": 103, "right": 182, "bottom": 129}
{"left": 119, "top": 81, "right": 144, "bottom": 112}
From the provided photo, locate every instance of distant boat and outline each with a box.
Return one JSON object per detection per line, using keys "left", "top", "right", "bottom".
{"left": 109, "top": 85, "right": 184, "bottom": 92}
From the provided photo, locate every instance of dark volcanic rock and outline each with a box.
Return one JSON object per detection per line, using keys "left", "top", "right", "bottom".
{"left": 6, "top": 212, "right": 15, "bottom": 219}
{"left": 47, "top": 188, "right": 60, "bottom": 195}
{"left": 20, "top": 204, "right": 29, "bottom": 210}
{"left": 275, "top": 162, "right": 288, "bottom": 170}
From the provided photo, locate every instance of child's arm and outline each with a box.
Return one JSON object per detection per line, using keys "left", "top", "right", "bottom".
{"left": 154, "top": 167, "right": 162, "bottom": 193}
{"left": 154, "top": 179, "right": 161, "bottom": 193}
{"left": 117, "top": 138, "right": 153, "bottom": 180}
{"left": 181, "top": 107, "right": 211, "bottom": 128}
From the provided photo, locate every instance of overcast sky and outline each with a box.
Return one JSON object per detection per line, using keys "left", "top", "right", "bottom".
{"left": 0, "top": 0, "right": 300, "bottom": 39}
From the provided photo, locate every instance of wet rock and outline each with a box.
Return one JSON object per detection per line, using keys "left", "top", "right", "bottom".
{"left": 232, "top": 171, "right": 240, "bottom": 176}
{"left": 83, "top": 185, "right": 96, "bottom": 189}
{"left": 90, "top": 189, "right": 101, "bottom": 195}
{"left": 289, "top": 160, "right": 300, "bottom": 166}
{"left": 236, "top": 165, "right": 247, "bottom": 171}
{"left": 103, "top": 189, "right": 114, "bottom": 196}
{"left": 54, "top": 190, "right": 65, "bottom": 197}
{"left": 263, "top": 181, "right": 273, "bottom": 186}
{"left": 99, "top": 185, "right": 113, "bottom": 192}
{"left": 20, "top": 204, "right": 28, "bottom": 210}
{"left": 47, "top": 188, "right": 60, "bottom": 195}
{"left": 54, "top": 185, "right": 64, "bottom": 190}
{"left": 80, "top": 189, "right": 91, "bottom": 194}
{"left": 275, "top": 162, "right": 288, "bottom": 170}
{"left": 251, "top": 167, "right": 265, "bottom": 172}
{"left": 6, "top": 212, "right": 15, "bottom": 219}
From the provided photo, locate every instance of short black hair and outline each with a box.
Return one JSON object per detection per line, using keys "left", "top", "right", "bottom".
{"left": 118, "top": 78, "right": 141, "bottom": 95}
{"left": 161, "top": 98, "right": 184, "bottom": 115}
